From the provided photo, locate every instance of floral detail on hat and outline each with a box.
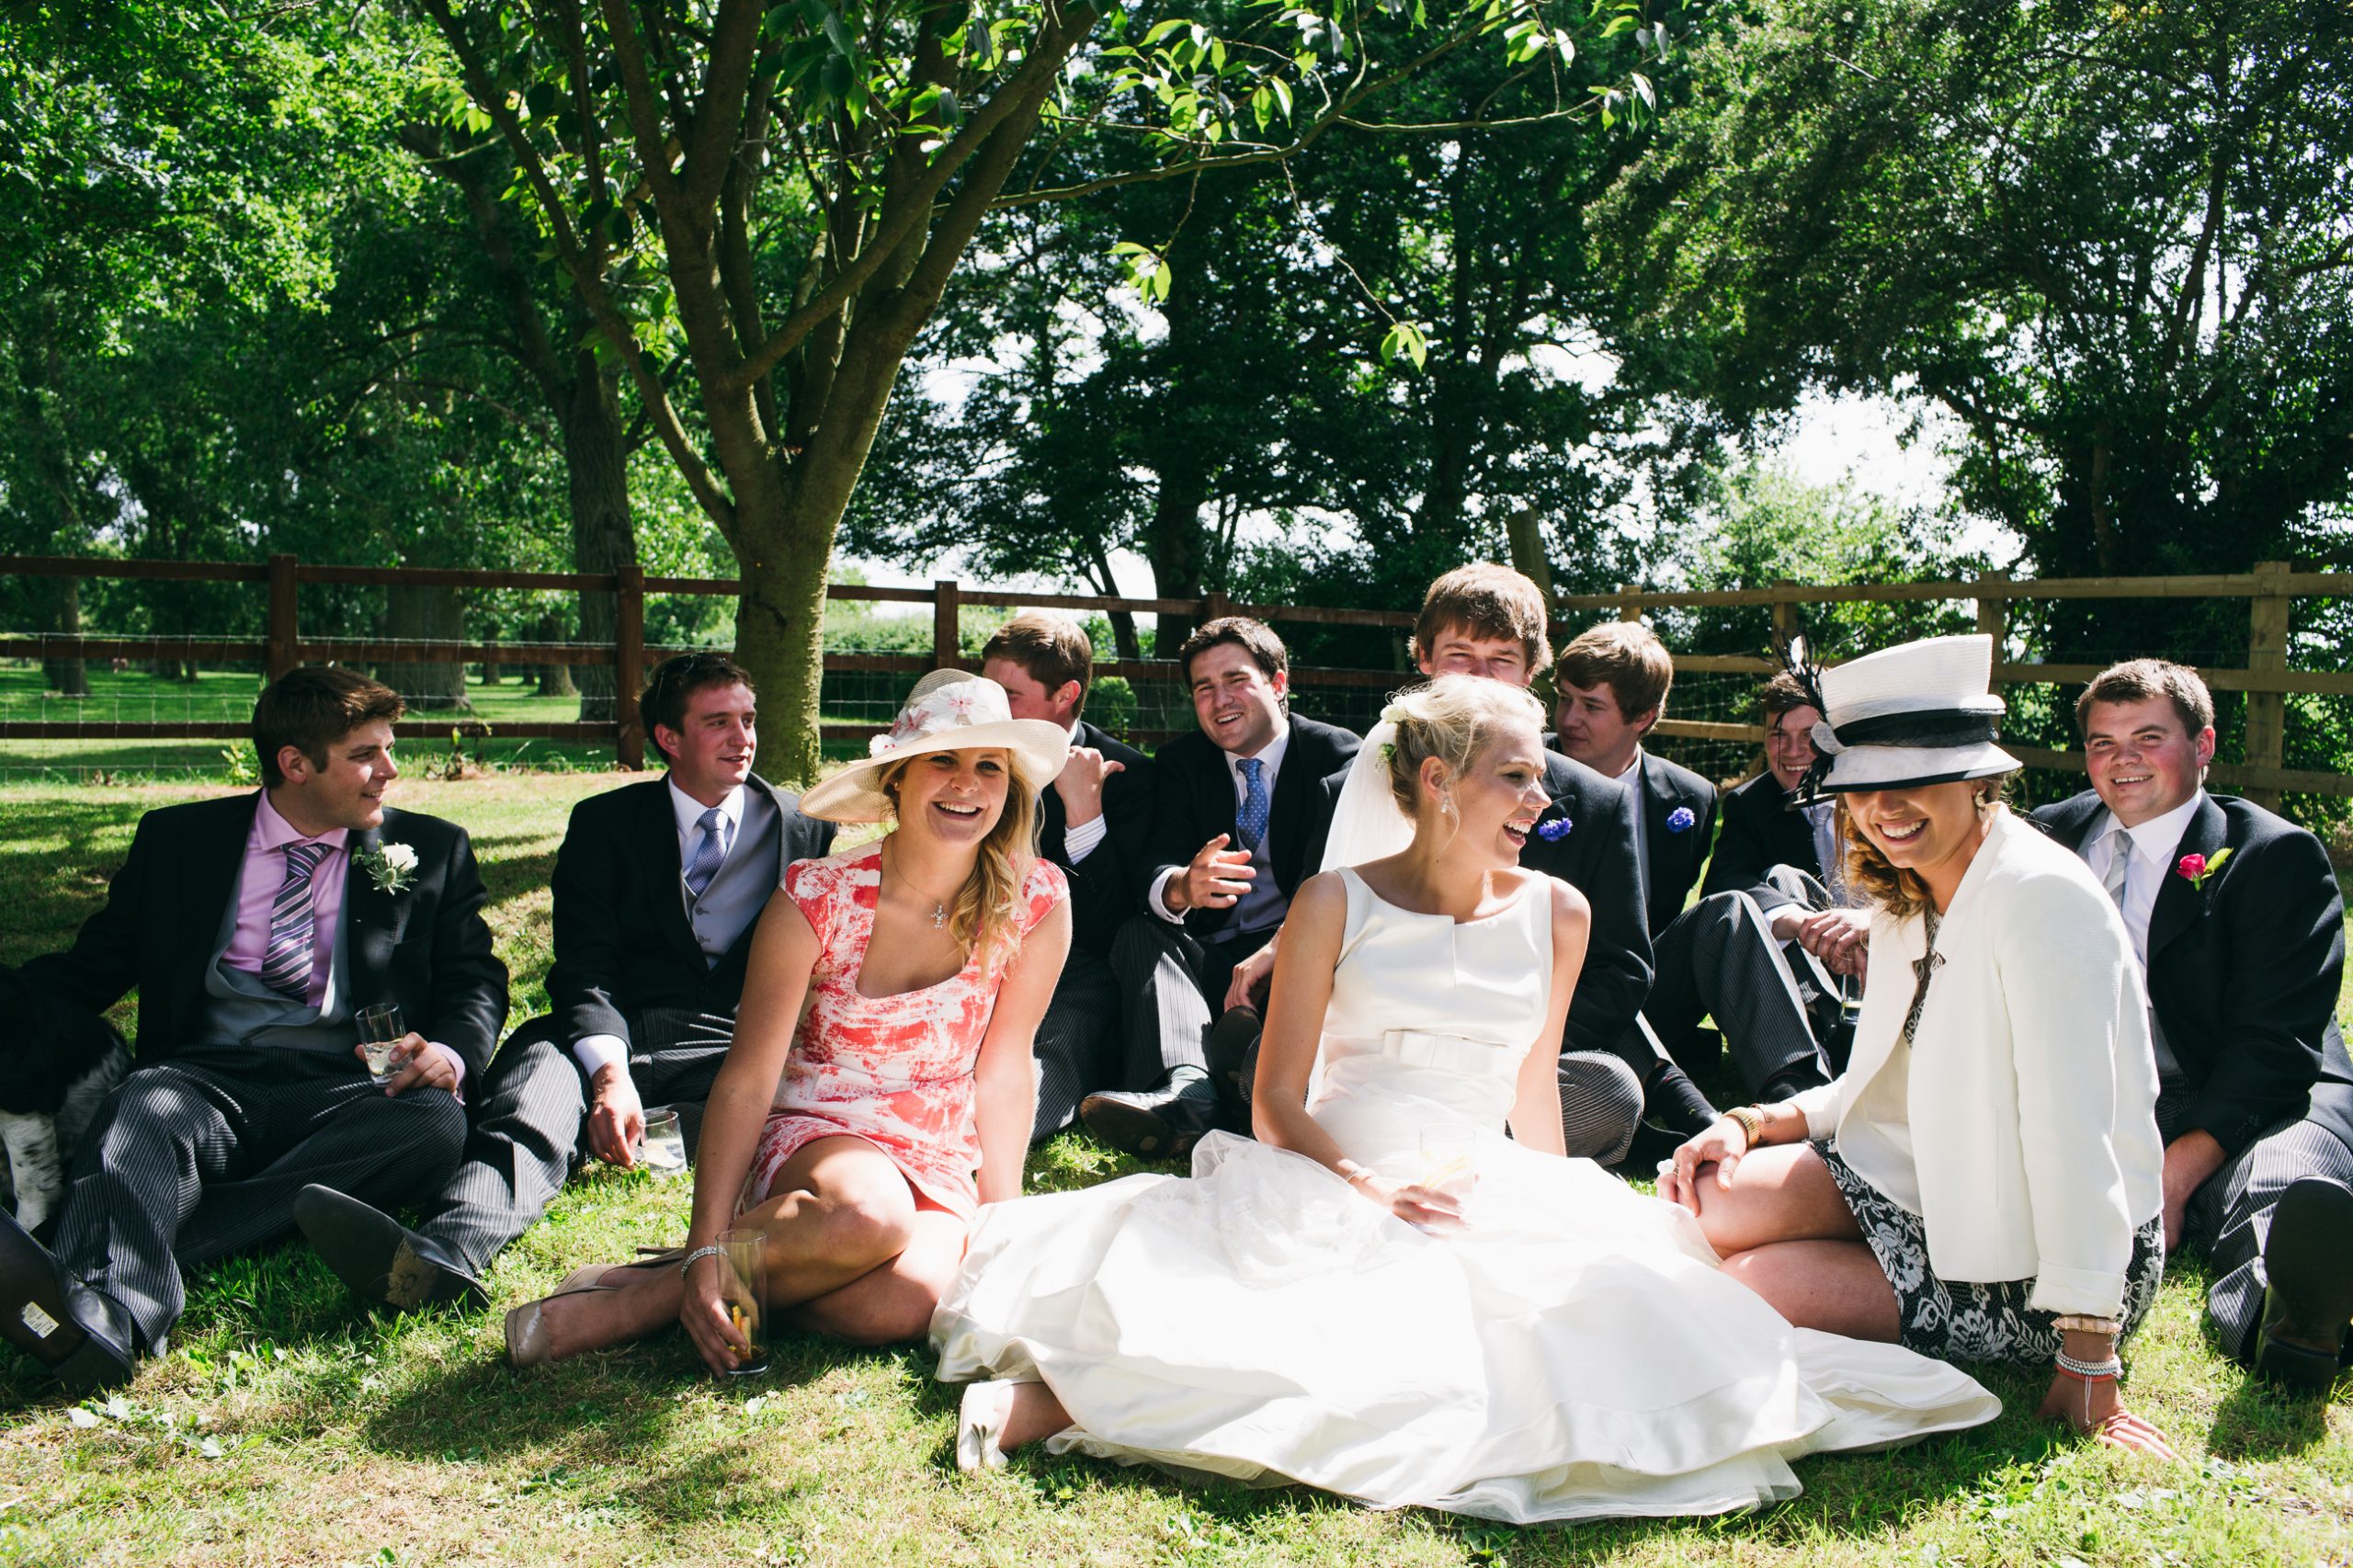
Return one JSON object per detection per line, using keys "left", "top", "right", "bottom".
{"left": 874, "top": 676, "right": 1003, "bottom": 756}
{"left": 1536, "top": 816, "right": 1573, "bottom": 842}
{"left": 2177, "top": 846, "right": 2233, "bottom": 889}
{"left": 1666, "top": 806, "right": 1696, "bottom": 833}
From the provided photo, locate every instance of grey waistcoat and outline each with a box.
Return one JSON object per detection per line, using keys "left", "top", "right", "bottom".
{"left": 193, "top": 870, "right": 358, "bottom": 1053}
{"left": 685, "top": 786, "right": 784, "bottom": 965}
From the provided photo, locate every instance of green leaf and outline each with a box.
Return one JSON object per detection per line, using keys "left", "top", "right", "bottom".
{"left": 820, "top": 9, "right": 853, "bottom": 54}
{"left": 1380, "top": 320, "right": 1428, "bottom": 370}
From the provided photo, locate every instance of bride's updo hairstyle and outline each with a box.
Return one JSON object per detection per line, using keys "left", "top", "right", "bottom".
{"left": 1382, "top": 676, "right": 1546, "bottom": 815}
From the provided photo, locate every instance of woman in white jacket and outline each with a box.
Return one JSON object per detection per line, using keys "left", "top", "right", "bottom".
{"left": 1665, "top": 636, "right": 2173, "bottom": 1455}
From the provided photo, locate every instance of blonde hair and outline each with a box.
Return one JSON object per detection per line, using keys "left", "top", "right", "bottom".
{"left": 1837, "top": 778, "right": 2007, "bottom": 921}
{"left": 1381, "top": 676, "right": 1547, "bottom": 817}
{"left": 879, "top": 754, "right": 1041, "bottom": 974}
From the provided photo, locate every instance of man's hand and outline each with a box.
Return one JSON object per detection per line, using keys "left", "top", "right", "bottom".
{"left": 1223, "top": 941, "right": 1277, "bottom": 1013}
{"left": 2160, "top": 1130, "right": 2227, "bottom": 1252}
{"left": 367, "top": 1032, "right": 460, "bottom": 1096}
{"left": 1164, "top": 834, "right": 1256, "bottom": 914}
{"left": 1052, "top": 746, "right": 1125, "bottom": 828}
{"left": 1795, "top": 907, "right": 1870, "bottom": 978}
{"left": 585, "top": 1062, "right": 646, "bottom": 1168}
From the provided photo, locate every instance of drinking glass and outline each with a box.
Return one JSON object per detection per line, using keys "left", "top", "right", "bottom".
{"left": 1418, "top": 1126, "right": 1479, "bottom": 1206}
{"left": 719, "top": 1228, "right": 771, "bottom": 1377}
{"left": 639, "top": 1108, "right": 688, "bottom": 1176}
{"left": 357, "top": 1004, "right": 405, "bottom": 1087}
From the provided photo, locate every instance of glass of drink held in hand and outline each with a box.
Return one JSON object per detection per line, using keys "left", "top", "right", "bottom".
{"left": 357, "top": 1004, "right": 404, "bottom": 1087}
{"left": 1418, "top": 1126, "right": 1479, "bottom": 1220}
{"left": 638, "top": 1108, "right": 688, "bottom": 1176}
{"left": 719, "top": 1228, "right": 771, "bottom": 1377}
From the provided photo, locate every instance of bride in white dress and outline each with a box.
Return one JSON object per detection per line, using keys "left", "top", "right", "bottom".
{"left": 931, "top": 676, "right": 1999, "bottom": 1523}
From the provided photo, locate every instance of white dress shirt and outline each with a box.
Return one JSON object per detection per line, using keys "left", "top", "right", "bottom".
{"left": 2081, "top": 789, "right": 2201, "bottom": 1076}
{"left": 572, "top": 780, "right": 748, "bottom": 1076}
{"left": 1151, "top": 721, "right": 1292, "bottom": 922}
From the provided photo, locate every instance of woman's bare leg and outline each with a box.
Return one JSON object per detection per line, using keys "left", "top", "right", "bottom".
{"left": 1686, "top": 1142, "right": 1863, "bottom": 1254}
{"left": 1720, "top": 1239, "right": 1901, "bottom": 1340}
{"left": 998, "top": 1382, "right": 1073, "bottom": 1450}
{"left": 793, "top": 1206, "right": 968, "bottom": 1345}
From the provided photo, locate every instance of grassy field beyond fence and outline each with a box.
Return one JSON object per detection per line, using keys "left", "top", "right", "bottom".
{"left": 1, "top": 778, "right": 2348, "bottom": 1566}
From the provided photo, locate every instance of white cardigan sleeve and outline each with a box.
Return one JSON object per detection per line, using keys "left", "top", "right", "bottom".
{"left": 1993, "top": 871, "right": 2152, "bottom": 1317}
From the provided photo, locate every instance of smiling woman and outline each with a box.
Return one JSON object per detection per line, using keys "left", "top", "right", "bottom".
{"left": 501, "top": 672, "right": 1074, "bottom": 1371}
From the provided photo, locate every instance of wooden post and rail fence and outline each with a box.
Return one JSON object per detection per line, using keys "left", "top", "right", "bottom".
{"left": 2, "top": 553, "right": 2347, "bottom": 808}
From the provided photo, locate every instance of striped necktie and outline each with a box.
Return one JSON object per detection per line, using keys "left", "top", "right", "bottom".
{"left": 683, "top": 806, "right": 729, "bottom": 901}
{"left": 2101, "top": 824, "right": 2134, "bottom": 910}
{"left": 258, "top": 840, "right": 332, "bottom": 1000}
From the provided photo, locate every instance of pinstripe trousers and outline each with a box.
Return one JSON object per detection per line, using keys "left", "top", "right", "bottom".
{"left": 56, "top": 1047, "right": 468, "bottom": 1348}
{"left": 415, "top": 1010, "right": 733, "bottom": 1277}
{"left": 1030, "top": 946, "right": 1124, "bottom": 1145}
{"left": 2160, "top": 1088, "right": 2353, "bottom": 1363}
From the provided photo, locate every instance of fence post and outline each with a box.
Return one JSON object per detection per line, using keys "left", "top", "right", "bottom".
{"left": 614, "top": 562, "right": 646, "bottom": 769}
{"left": 933, "top": 578, "right": 961, "bottom": 669}
{"left": 1770, "top": 580, "right": 1798, "bottom": 646}
{"left": 1617, "top": 584, "right": 1641, "bottom": 622}
{"left": 266, "top": 553, "right": 300, "bottom": 680}
{"left": 1203, "top": 589, "right": 1231, "bottom": 626}
{"left": 1975, "top": 571, "right": 2009, "bottom": 702}
{"left": 2243, "top": 560, "right": 2290, "bottom": 809}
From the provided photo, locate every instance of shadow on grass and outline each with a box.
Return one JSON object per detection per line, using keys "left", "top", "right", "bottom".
{"left": 2206, "top": 1370, "right": 2343, "bottom": 1459}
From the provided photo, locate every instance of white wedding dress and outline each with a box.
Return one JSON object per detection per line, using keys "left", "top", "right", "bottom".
{"left": 932, "top": 869, "right": 2000, "bottom": 1522}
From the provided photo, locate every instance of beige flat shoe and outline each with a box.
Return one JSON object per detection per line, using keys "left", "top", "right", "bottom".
{"left": 955, "top": 1379, "right": 1021, "bottom": 1473}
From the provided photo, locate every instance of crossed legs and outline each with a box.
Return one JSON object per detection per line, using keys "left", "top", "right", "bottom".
{"left": 515, "top": 1136, "right": 966, "bottom": 1363}
{"left": 1682, "top": 1142, "right": 1900, "bottom": 1343}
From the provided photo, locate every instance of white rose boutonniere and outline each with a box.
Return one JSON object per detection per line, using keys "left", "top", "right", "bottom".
{"left": 357, "top": 841, "right": 420, "bottom": 895}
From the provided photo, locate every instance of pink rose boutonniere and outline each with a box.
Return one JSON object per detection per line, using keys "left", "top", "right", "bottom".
{"left": 2176, "top": 846, "right": 2233, "bottom": 890}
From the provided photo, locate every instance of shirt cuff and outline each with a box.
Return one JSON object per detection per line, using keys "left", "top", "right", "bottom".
{"left": 423, "top": 1041, "right": 468, "bottom": 1101}
{"left": 1148, "top": 867, "right": 1185, "bottom": 924}
{"left": 572, "top": 1033, "right": 631, "bottom": 1076}
{"left": 1063, "top": 814, "right": 1108, "bottom": 865}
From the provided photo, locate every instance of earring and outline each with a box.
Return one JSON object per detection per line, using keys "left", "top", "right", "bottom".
{"left": 1439, "top": 790, "right": 1456, "bottom": 818}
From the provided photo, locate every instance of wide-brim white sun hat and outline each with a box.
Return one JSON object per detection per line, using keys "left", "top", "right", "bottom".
{"left": 798, "top": 669, "right": 1072, "bottom": 824}
{"left": 1814, "top": 633, "right": 2020, "bottom": 793}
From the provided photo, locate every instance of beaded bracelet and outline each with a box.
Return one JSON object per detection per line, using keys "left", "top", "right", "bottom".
{"left": 2053, "top": 1346, "right": 2124, "bottom": 1381}
{"left": 679, "top": 1243, "right": 729, "bottom": 1278}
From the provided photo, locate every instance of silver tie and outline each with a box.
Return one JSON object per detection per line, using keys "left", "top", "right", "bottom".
{"left": 2100, "top": 824, "right": 2133, "bottom": 910}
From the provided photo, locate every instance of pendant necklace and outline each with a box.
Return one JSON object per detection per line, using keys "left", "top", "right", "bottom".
{"left": 930, "top": 901, "right": 948, "bottom": 930}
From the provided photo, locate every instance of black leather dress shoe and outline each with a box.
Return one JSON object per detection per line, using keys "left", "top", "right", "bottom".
{"left": 2251, "top": 1176, "right": 2353, "bottom": 1393}
{"left": 292, "top": 1185, "right": 488, "bottom": 1312}
{"left": 1080, "top": 1076, "right": 1222, "bottom": 1160}
{"left": 1207, "top": 1006, "right": 1264, "bottom": 1108}
{"left": 0, "top": 1210, "right": 135, "bottom": 1395}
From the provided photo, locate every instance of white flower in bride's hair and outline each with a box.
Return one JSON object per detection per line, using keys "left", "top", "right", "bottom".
{"left": 1379, "top": 701, "right": 1410, "bottom": 726}
{"left": 381, "top": 843, "right": 419, "bottom": 874}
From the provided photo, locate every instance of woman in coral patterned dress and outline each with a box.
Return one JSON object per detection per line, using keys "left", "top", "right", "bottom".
{"left": 505, "top": 670, "right": 1072, "bottom": 1368}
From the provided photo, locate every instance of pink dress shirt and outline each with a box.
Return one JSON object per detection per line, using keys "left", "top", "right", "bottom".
{"left": 220, "top": 790, "right": 349, "bottom": 1008}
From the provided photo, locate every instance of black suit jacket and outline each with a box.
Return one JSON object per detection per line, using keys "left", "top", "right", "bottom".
{"left": 1039, "top": 720, "right": 1155, "bottom": 959}
{"left": 545, "top": 773, "right": 835, "bottom": 1052}
{"left": 1700, "top": 771, "right": 1824, "bottom": 906}
{"left": 1144, "top": 714, "right": 1359, "bottom": 944}
{"left": 2033, "top": 790, "right": 2352, "bottom": 1155}
{"left": 1634, "top": 750, "right": 1719, "bottom": 938}
{"left": 17, "top": 792, "right": 509, "bottom": 1080}
{"left": 1303, "top": 744, "right": 1656, "bottom": 1070}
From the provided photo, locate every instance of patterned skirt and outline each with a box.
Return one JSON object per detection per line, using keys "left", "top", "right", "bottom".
{"left": 1818, "top": 1142, "right": 2165, "bottom": 1369}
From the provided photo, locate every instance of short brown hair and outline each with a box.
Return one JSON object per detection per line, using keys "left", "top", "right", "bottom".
{"left": 2075, "top": 658, "right": 2215, "bottom": 740}
{"left": 253, "top": 666, "right": 404, "bottom": 787}
{"left": 1552, "top": 621, "right": 1674, "bottom": 726}
{"left": 1759, "top": 671, "right": 1817, "bottom": 721}
{"left": 642, "top": 652, "right": 756, "bottom": 767}
{"left": 1178, "top": 616, "right": 1288, "bottom": 689}
{"left": 981, "top": 613, "right": 1093, "bottom": 713}
{"left": 1414, "top": 563, "right": 1552, "bottom": 671}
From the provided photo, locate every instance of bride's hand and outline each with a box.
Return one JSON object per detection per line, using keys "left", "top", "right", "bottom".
{"left": 1352, "top": 1172, "right": 1468, "bottom": 1232}
{"left": 1660, "top": 1119, "right": 1749, "bottom": 1214}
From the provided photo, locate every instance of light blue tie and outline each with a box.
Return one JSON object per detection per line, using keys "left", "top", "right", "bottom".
{"left": 683, "top": 807, "right": 729, "bottom": 901}
{"left": 1236, "top": 757, "right": 1270, "bottom": 851}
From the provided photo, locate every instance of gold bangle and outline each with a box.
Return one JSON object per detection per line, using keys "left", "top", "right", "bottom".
{"left": 1725, "top": 1105, "right": 1766, "bottom": 1151}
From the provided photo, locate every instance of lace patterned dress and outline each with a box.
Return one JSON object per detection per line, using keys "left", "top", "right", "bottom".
{"left": 932, "top": 869, "right": 2000, "bottom": 1523}
{"left": 741, "top": 845, "right": 1067, "bottom": 1220}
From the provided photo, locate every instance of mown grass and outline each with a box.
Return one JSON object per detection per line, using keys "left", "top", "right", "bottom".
{"left": 0, "top": 778, "right": 2348, "bottom": 1567}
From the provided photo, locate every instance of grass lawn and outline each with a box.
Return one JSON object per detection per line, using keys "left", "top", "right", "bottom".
{"left": 0, "top": 778, "right": 2348, "bottom": 1566}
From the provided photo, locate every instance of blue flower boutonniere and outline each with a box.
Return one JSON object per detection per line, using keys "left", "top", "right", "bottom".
{"left": 1536, "top": 817, "right": 1573, "bottom": 842}
{"left": 1666, "top": 806, "right": 1697, "bottom": 833}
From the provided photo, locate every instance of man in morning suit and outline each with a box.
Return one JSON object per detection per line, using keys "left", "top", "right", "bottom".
{"left": 0, "top": 668, "right": 505, "bottom": 1391}
{"left": 294, "top": 653, "right": 834, "bottom": 1312}
{"left": 1552, "top": 631, "right": 1832, "bottom": 1131}
{"left": 979, "top": 613, "right": 1156, "bottom": 1144}
{"left": 2034, "top": 659, "right": 2353, "bottom": 1392}
{"left": 1079, "top": 618, "right": 1358, "bottom": 1159}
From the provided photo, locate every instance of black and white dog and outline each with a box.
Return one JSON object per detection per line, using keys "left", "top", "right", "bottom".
{"left": 0, "top": 970, "right": 132, "bottom": 1235}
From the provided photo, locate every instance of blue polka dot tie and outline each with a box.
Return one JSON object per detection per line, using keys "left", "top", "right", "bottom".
{"left": 1235, "top": 756, "right": 1269, "bottom": 851}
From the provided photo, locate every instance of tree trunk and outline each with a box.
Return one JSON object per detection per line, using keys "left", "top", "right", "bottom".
{"left": 42, "top": 576, "right": 89, "bottom": 697}
{"left": 1143, "top": 457, "right": 1211, "bottom": 653}
{"left": 563, "top": 353, "right": 636, "bottom": 721}
{"left": 534, "top": 611, "right": 578, "bottom": 697}
{"left": 731, "top": 495, "right": 835, "bottom": 789}
{"left": 382, "top": 585, "right": 472, "bottom": 710}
